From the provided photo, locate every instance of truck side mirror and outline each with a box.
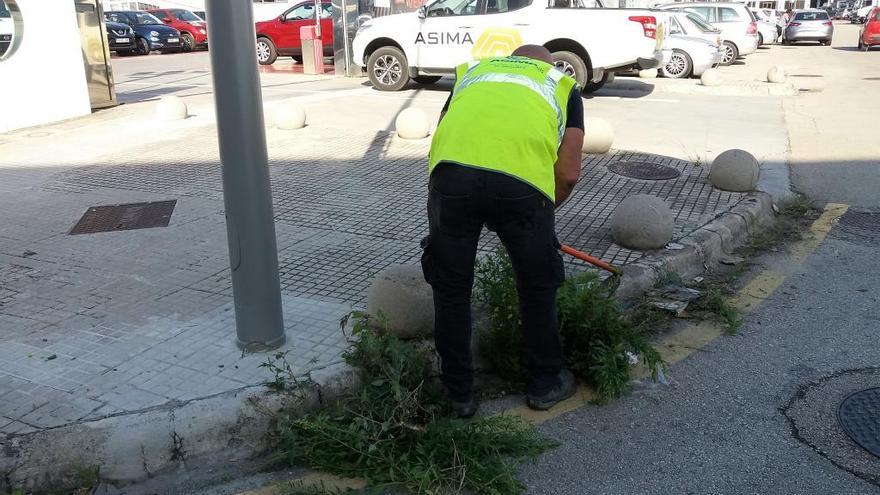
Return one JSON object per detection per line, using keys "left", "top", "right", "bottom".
{"left": 418, "top": 5, "right": 427, "bottom": 18}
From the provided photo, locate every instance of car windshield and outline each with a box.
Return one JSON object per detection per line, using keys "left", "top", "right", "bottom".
{"left": 794, "top": 11, "right": 829, "bottom": 20}
{"left": 131, "top": 12, "right": 163, "bottom": 25}
{"left": 171, "top": 9, "right": 201, "bottom": 21}
{"left": 427, "top": 0, "right": 480, "bottom": 16}
{"left": 686, "top": 12, "right": 719, "bottom": 32}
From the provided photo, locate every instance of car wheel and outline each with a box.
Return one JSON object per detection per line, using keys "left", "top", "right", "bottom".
{"left": 720, "top": 41, "right": 738, "bottom": 65}
{"left": 660, "top": 49, "right": 692, "bottom": 79}
{"left": 136, "top": 37, "right": 151, "bottom": 56}
{"left": 291, "top": 55, "right": 303, "bottom": 63}
{"left": 861, "top": 39, "right": 869, "bottom": 51}
{"left": 181, "top": 33, "right": 195, "bottom": 53}
{"left": 758, "top": 33, "right": 764, "bottom": 46}
{"left": 413, "top": 75, "right": 442, "bottom": 85}
{"left": 367, "top": 46, "right": 410, "bottom": 91}
{"left": 551, "top": 50, "right": 588, "bottom": 87}
{"left": 256, "top": 37, "right": 277, "bottom": 65}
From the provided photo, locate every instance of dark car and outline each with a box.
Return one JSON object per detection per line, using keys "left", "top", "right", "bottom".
{"left": 104, "top": 10, "right": 182, "bottom": 55}
{"left": 105, "top": 21, "right": 137, "bottom": 55}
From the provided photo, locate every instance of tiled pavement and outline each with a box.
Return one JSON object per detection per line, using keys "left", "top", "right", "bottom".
{"left": 0, "top": 122, "right": 745, "bottom": 435}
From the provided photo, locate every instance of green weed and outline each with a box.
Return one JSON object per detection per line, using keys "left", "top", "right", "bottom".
{"left": 267, "top": 313, "right": 554, "bottom": 495}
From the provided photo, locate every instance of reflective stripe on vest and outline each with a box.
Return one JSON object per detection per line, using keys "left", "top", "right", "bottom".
{"left": 454, "top": 69, "right": 567, "bottom": 145}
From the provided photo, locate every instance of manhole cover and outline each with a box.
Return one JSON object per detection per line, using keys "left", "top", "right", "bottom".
{"left": 608, "top": 161, "right": 681, "bottom": 180}
{"left": 838, "top": 211, "right": 880, "bottom": 232}
{"left": 838, "top": 388, "right": 880, "bottom": 458}
{"left": 69, "top": 200, "right": 177, "bottom": 235}
{"left": 790, "top": 74, "right": 823, "bottom": 78}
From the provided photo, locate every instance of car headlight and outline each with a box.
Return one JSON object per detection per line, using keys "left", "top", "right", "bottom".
{"left": 199, "top": 28, "right": 206, "bottom": 34}
{"left": 150, "top": 30, "right": 159, "bottom": 36}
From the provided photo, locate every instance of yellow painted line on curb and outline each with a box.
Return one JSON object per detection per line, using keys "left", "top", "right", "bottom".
{"left": 236, "top": 203, "right": 848, "bottom": 493}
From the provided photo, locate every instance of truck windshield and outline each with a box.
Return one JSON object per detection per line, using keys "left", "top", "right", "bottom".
{"left": 171, "top": 9, "right": 202, "bottom": 22}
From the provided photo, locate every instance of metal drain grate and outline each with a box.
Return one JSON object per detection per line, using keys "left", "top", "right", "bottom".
{"left": 838, "top": 387, "right": 880, "bottom": 458}
{"left": 69, "top": 200, "right": 177, "bottom": 235}
{"left": 790, "top": 74, "right": 823, "bottom": 78}
{"left": 838, "top": 211, "right": 880, "bottom": 232}
{"left": 608, "top": 161, "right": 681, "bottom": 180}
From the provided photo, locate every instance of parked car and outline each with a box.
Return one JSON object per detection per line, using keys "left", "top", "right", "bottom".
{"left": 105, "top": 11, "right": 182, "bottom": 55}
{"left": 662, "top": 35, "right": 722, "bottom": 78}
{"left": 858, "top": 6, "right": 880, "bottom": 49}
{"left": 784, "top": 9, "right": 834, "bottom": 45}
{"left": 105, "top": 20, "right": 137, "bottom": 55}
{"left": 255, "top": 1, "right": 334, "bottom": 65}
{"left": 0, "top": 1, "right": 11, "bottom": 58}
{"left": 352, "top": 0, "right": 672, "bottom": 92}
{"left": 147, "top": 8, "right": 207, "bottom": 52}
{"left": 658, "top": 3, "right": 758, "bottom": 64}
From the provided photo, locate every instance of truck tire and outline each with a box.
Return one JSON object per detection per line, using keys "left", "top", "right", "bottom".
{"left": 413, "top": 75, "right": 442, "bottom": 85}
{"left": 551, "top": 50, "right": 588, "bottom": 87}
{"left": 582, "top": 73, "right": 609, "bottom": 93}
{"left": 256, "top": 37, "right": 277, "bottom": 65}
{"left": 367, "top": 46, "right": 410, "bottom": 91}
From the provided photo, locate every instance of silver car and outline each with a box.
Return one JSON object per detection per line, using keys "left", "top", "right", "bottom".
{"left": 784, "top": 9, "right": 834, "bottom": 45}
{"left": 662, "top": 35, "right": 723, "bottom": 78}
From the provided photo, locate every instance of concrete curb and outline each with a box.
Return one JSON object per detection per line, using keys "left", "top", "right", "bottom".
{"left": 0, "top": 362, "right": 359, "bottom": 491}
{"left": 615, "top": 192, "right": 775, "bottom": 300}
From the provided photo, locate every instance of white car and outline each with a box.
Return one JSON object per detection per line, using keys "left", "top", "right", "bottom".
{"left": 754, "top": 18, "right": 777, "bottom": 45}
{"left": 661, "top": 34, "right": 722, "bottom": 78}
{"left": 0, "top": 2, "right": 12, "bottom": 58}
{"left": 352, "top": 0, "right": 670, "bottom": 92}
{"left": 658, "top": 2, "right": 759, "bottom": 64}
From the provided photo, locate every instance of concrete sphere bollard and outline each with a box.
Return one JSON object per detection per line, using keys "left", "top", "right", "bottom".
{"left": 366, "top": 264, "right": 434, "bottom": 339}
{"left": 582, "top": 117, "right": 614, "bottom": 154}
{"left": 767, "top": 66, "right": 787, "bottom": 83}
{"left": 638, "top": 68, "right": 658, "bottom": 79}
{"left": 709, "top": 149, "right": 760, "bottom": 192}
{"left": 700, "top": 68, "right": 723, "bottom": 87}
{"left": 611, "top": 195, "right": 674, "bottom": 250}
{"left": 395, "top": 108, "right": 431, "bottom": 139}
{"left": 155, "top": 95, "right": 188, "bottom": 121}
{"left": 274, "top": 100, "right": 307, "bottom": 130}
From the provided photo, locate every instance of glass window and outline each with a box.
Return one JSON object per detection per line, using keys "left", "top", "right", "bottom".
{"left": 321, "top": 4, "right": 333, "bottom": 17}
{"left": 285, "top": 3, "right": 315, "bottom": 20}
{"left": 0, "top": 1, "right": 9, "bottom": 18}
{"left": 487, "top": 0, "right": 531, "bottom": 13}
{"left": 131, "top": 12, "right": 163, "bottom": 24}
{"left": 875, "top": 9, "right": 880, "bottom": 20}
{"left": 106, "top": 12, "right": 130, "bottom": 24}
{"left": 686, "top": 12, "right": 720, "bottom": 32}
{"left": 669, "top": 17, "right": 685, "bottom": 34}
{"left": 793, "top": 11, "right": 829, "bottom": 20}
{"left": 427, "top": 0, "right": 480, "bottom": 16}
{"left": 718, "top": 7, "right": 741, "bottom": 21}
{"left": 685, "top": 6, "right": 716, "bottom": 22}
{"left": 171, "top": 9, "right": 202, "bottom": 21}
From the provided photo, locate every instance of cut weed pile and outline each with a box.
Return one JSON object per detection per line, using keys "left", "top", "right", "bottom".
{"left": 475, "top": 250, "right": 665, "bottom": 401}
{"left": 267, "top": 313, "right": 555, "bottom": 495}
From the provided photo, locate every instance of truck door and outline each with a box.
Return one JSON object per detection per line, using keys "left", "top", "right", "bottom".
{"left": 416, "top": 0, "right": 483, "bottom": 69}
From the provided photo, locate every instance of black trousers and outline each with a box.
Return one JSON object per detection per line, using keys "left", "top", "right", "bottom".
{"left": 420, "top": 163, "right": 565, "bottom": 399}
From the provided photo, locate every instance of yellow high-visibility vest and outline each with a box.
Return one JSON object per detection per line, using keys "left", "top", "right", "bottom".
{"left": 428, "top": 56, "right": 577, "bottom": 200}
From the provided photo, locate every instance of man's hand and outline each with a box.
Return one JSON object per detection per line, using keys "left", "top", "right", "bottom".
{"left": 554, "top": 127, "right": 584, "bottom": 207}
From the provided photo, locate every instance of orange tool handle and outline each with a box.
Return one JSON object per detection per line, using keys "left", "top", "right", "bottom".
{"left": 559, "top": 244, "right": 621, "bottom": 275}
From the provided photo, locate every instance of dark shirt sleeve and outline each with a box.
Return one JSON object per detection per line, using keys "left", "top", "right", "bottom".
{"left": 565, "top": 88, "right": 584, "bottom": 131}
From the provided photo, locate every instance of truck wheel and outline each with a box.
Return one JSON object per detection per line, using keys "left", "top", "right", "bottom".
{"left": 256, "top": 37, "right": 277, "bottom": 65}
{"left": 582, "top": 73, "right": 609, "bottom": 94}
{"left": 413, "top": 75, "right": 442, "bottom": 85}
{"left": 181, "top": 33, "right": 195, "bottom": 53}
{"left": 367, "top": 46, "right": 410, "bottom": 91}
{"left": 720, "top": 41, "right": 738, "bottom": 65}
{"left": 551, "top": 50, "right": 588, "bottom": 87}
{"left": 136, "top": 37, "right": 151, "bottom": 56}
{"left": 660, "top": 49, "right": 692, "bottom": 79}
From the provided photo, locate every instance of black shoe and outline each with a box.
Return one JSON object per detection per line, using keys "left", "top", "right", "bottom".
{"left": 450, "top": 397, "right": 478, "bottom": 419}
{"left": 526, "top": 370, "right": 577, "bottom": 411}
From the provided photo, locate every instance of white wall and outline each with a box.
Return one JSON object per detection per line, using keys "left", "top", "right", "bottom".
{"left": 0, "top": 1, "right": 91, "bottom": 133}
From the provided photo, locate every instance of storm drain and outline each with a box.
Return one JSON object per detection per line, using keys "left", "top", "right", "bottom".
{"left": 838, "top": 388, "right": 880, "bottom": 458}
{"left": 69, "top": 200, "right": 177, "bottom": 235}
{"left": 863, "top": 77, "right": 880, "bottom": 81}
{"left": 607, "top": 161, "right": 681, "bottom": 181}
{"left": 790, "top": 74, "right": 823, "bottom": 78}
{"left": 838, "top": 211, "right": 880, "bottom": 232}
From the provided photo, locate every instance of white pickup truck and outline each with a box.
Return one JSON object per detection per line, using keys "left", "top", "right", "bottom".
{"left": 352, "top": 0, "right": 669, "bottom": 92}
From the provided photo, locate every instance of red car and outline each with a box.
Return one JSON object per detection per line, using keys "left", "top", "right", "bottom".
{"left": 859, "top": 7, "right": 880, "bottom": 50}
{"left": 255, "top": 1, "right": 333, "bottom": 65}
{"left": 148, "top": 8, "right": 208, "bottom": 52}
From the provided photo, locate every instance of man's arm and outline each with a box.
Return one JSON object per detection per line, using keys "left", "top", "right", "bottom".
{"left": 555, "top": 88, "right": 585, "bottom": 207}
{"left": 554, "top": 128, "right": 584, "bottom": 207}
